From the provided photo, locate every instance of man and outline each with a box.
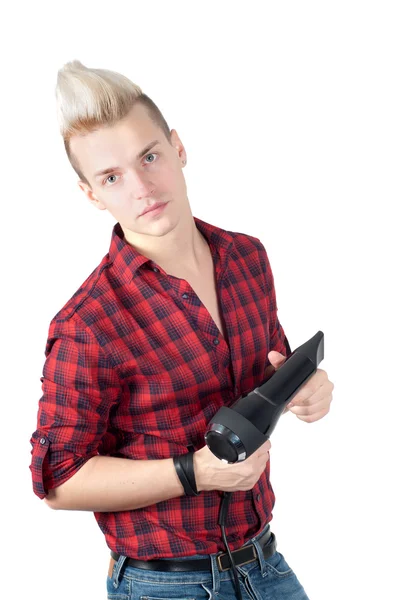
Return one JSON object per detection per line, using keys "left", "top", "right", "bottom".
{"left": 30, "top": 60, "right": 334, "bottom": 599}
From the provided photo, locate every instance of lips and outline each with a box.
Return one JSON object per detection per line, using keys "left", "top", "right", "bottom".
{"left": 140, "top": 202, "right": 166, "bottom": 216}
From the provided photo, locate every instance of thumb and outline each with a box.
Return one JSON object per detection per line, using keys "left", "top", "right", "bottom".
{"left": 268, "top": 350, "right": 287, "bottom": 370}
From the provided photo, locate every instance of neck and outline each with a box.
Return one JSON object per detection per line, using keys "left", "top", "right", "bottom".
{"left": 121, "top": 210, "right": 209, "bottom": 275}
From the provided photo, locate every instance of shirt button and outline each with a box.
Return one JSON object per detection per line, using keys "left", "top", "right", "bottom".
{"left": 213, "top": 338, "right": 220, "bottom": 345}
{"left": 182, "top": 293, "right": 188, "bottom": 299}
{"left": 256, "top": 494, "right": 261, "bottom": 502}
{"left": 39, "top": 437, "right": 47, "bottom": 445}
{"left": 153, "top": 267, "right": 159, "bottom": 273}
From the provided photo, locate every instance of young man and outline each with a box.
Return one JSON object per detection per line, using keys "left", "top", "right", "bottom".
{"left": 30, "top": 60, "right": 334, "bottom": 599}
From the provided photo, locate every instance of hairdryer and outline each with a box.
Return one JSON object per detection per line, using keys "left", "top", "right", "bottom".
{"left": 205, "top": 330, "right": 324, "bottom": 463}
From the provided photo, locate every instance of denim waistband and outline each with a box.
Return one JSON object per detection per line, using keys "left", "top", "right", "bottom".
{"left": 109, "top": 522, "right": 274, "bottom": 592}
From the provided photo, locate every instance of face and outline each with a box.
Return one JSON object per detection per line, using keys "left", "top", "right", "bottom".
{"left": 70, "top": 103, "right": 188, "bottom": 236}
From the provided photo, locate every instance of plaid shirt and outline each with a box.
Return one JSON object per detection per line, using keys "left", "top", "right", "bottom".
{"left": 29, "top": 216, "right": 290, "bottom": 560}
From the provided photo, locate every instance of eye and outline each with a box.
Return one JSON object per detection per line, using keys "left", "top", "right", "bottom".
{"left": 144, "top": 152, "right": 158, "bottom": 164}
{"left": 103, "top": 174, "right": 119, "bottom": 186}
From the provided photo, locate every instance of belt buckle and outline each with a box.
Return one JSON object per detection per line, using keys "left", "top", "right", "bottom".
{"left": 217, "top": 543, "right": 257, "bottom": 572}
{"left": 217, "top": 553, "right": 228, "bottom": 572}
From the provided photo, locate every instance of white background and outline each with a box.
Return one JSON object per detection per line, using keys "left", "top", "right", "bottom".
{"left": 1, "top": 1, "right": 397, "bottom": 598}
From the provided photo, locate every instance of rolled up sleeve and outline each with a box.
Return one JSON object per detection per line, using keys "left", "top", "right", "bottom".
{"left": 29, "top": 318, "right": 121, "bottom": 499}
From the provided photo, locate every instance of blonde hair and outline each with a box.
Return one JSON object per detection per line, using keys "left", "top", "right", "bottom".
{"left": 56, "top": 59, "right": 172, "bottom": 186}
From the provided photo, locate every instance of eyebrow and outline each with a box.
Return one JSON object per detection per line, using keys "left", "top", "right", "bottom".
{"left": 93, "top": 140, "right": 161, "bottom": 179}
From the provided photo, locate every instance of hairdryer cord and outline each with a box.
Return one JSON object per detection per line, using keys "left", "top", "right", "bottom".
{"left": 219, "top": 492, "right": 243, "bottom": 600}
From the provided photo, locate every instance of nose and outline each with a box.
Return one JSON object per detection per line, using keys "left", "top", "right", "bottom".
{"left": 129, "top": 170, "right": 155, "bottom": 199}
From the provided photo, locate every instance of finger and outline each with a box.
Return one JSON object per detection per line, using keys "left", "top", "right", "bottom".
{"left": 289, "top": 393, "right": 332, "bottom": 416}
{"left": 258, "top": 449, "right": 270, "bottom": 463}
{"left": 295, "top": 406, "right": 331, "bottom": 423}
{"left": 289, "top": 379, "right": 334, "bottom": 408}
{"left": 289, "top": 381, "right": 334, "bottom": 409}
{"left": 255, "top": 446, "right": 271, "bottom": 463}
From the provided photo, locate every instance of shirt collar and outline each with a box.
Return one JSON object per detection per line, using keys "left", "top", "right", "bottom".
{"left": 108, "top": 216, "right": 235, "bottom": 285}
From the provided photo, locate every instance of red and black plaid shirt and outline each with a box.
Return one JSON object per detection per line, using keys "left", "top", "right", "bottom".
{"left": 29, "top": 216, "right": 290, "bottom": 559}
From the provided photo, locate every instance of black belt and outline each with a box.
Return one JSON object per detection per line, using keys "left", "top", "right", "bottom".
{"left": 110, "top": 528, "right": 276, "bottom": 573}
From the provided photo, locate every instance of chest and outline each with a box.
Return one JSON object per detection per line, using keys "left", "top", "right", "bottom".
{"left": 165, "top": 256, "right": 227, "bottom": 341}
{"left": 186, "top": 274, "right": 227, "bottom": 340}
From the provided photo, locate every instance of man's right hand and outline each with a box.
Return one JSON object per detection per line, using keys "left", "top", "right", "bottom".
{"left": 193, "top": 439, "right": 271, "bottom": 493}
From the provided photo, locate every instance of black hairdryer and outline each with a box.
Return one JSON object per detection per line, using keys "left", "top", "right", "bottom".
{"left": 205, "top": 331, "right": 324, "bottom": 463}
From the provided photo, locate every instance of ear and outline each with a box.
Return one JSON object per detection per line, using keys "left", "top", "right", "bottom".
{"left": 78, "top": 181, "right": 107, "bottom": 211}
{"left": 170, "top": 129, "right": 186, "bottom": 164}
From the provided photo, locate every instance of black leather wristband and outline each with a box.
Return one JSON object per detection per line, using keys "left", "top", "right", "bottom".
{"left": 180, "top": 451, "right": 199, "bottom": 495}
{"left": 173, "top": 455, "right": 195, "bottom": 496}
{"left": 173, "top": 453, "right": 199, "bottom": 496}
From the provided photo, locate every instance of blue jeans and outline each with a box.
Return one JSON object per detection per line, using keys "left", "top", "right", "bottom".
{"left": 106, "top": 524, "right": 310, "bottom": 599}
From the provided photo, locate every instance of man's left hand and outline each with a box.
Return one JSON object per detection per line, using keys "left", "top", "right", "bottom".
{"left": 268, "top": 350, "right": 334, "bottom": 423}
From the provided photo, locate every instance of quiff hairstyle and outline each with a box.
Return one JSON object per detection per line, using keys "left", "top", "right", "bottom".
{"left": 55, "top": 60, "right": 172, "bottom": 187}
